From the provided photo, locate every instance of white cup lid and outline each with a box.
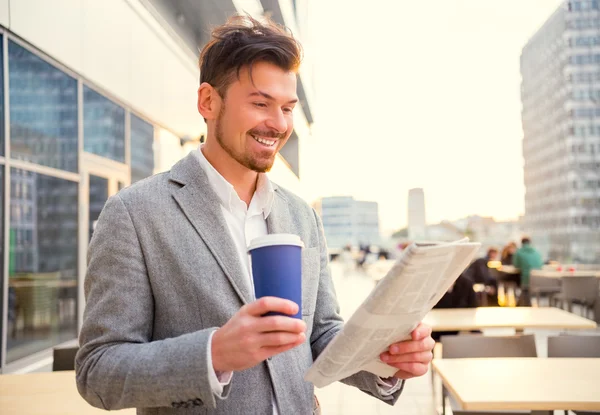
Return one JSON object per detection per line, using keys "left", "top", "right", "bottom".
{"left": 247, "top": 234, "right": 304, "bottom": 251}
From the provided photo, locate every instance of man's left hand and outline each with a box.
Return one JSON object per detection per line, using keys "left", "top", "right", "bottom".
{"left": 379, "top": 322, "right": 434, "bottom": 380}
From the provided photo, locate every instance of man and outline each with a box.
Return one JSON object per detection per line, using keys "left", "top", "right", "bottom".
{"left": 465, "top": 247, "right": 499, "bottom": 306}
{"left": 513, "top": 237, "right": 543, "bottom": 306}
{"left": 468, "top": 247, "right": 499, "bottom": 285}
{"left": 431, "top": 273, "right": 478, "bottom": 342}
{"left": 76, "top": 16, "right": 434, "bottom": 414}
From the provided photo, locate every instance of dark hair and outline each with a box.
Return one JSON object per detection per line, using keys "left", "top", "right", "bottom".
{"left": 487, "top": 247, "right": 498, "bottom": 256}
{"left": 199, "top": 15, "right": 302, "bottom": 97}
{"left": 521, "top": 237, "right": 531, "bottom": 245}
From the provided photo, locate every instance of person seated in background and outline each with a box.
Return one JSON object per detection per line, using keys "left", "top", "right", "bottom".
{"left": 501, "top": 242, "right": 517, "bottom": 265}
{"left": 466, "top": 248, "right": 499, "bottom": 306}
{"left": 513, "top": 237, "right": 543, "bottom": 306}
{"left": 469, "top": 248, "right": 499, "bottom": 284}
{"left": 431, "top": 273, "right": 478, "bottom": 342}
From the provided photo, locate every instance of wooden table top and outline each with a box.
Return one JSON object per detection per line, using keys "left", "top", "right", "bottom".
{"left": 0, "top": 371, "right": 135, "bottom": 415}
{"left": 423, "top": 307, "right": 597, "bottom": 331}
{"left": 432, "top": 358, "right": 600, "bottom": 411}
{"left": 531, "top": 270, "right": 600, "bottom": 278}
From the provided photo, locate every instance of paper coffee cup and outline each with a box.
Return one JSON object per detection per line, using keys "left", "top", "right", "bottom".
{"left": 248, "top": 234, "right": 304, "bottom": 319}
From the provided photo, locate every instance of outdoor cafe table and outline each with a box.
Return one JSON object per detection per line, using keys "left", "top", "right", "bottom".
{"left": 432, "top": 357, "right": 600, "bottom": 414}
{"left": 0, "top": 371, "right": 135, "bottom": 415}
{"left": 531, "top": 269, "right": 600, "bottom": 278}
{"left": 423, "top": 307, "right": 597, "bottom": 333}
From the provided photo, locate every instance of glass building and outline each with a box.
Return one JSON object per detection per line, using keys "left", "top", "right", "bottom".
{"left": 0, "top": 0, "right": 314, "bottom": 373}
{"left": 521, "top": 0, "right": 600, "bottom": 263}
{"left": 315, "top": 196, "right": 381, "bottom": 250}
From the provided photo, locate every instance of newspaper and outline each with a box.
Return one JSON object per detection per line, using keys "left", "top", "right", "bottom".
{"left": 305, "top": 238, "right": 481, "bottom": 388}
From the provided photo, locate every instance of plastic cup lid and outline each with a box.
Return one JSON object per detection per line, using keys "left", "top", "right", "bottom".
{"left": 247, "top": 234, "right": 304, "bottom": 251}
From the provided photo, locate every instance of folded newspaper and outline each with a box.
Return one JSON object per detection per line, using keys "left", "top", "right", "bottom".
{"left": 305, "top": 238, "right": 481, "bottom": 388}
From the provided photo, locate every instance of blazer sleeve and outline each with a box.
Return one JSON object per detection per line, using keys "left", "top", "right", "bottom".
{"left": 308, "top": 209, "right": 404, "bottom": 406}
{"left": 75, "top": 195, "right": 228, "bottom": 410}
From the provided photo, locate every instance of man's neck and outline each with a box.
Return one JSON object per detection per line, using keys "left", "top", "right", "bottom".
{"left": 201, "top": 143, "right": 258, "bottom": 206}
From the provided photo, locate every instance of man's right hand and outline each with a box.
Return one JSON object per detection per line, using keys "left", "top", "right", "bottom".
{"left": 211, "top": 297, "right": 307, "bottom": 372}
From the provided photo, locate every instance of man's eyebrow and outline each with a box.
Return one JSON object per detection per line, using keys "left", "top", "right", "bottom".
{"left": 249, "top": 91, "right": 298, "bottom": 104}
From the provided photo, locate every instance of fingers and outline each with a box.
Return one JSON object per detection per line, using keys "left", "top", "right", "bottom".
{"left": 255, "top": 315, "right": 306, "bottom": 334}
{"left": 260, "top": 331, "right": 306, "bottom": 347}
{"left": 261, "top": 334, "right": 306, "bottom": 356}
{"left": 380, "top": 350, "right": 433, "bottom": 364}
{"left": 389, "top": 336, "right": 435, "bottom": 355}
{"left": 393, "top": 362, "right": 429, "bottom": 379}
{"left": 244, "top": 297, "right": 299, "bottom": 317}
{"left": 411, "top": 323, "right": 432, "bottom": 341}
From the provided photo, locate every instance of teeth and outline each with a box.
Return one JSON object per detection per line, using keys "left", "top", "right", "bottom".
{"left": 252, "top": 135, "right": 275, "bottom": 146}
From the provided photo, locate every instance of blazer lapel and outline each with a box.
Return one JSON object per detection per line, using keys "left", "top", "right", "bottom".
{"left": 169, "top": 153, "right": 254, "bottom": 305}
{"left": 266, "top": 186, "right": 294, "bottom": 235}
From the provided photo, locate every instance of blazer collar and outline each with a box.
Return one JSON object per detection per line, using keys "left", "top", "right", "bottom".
{"left": 169, "top": 153, "right": 292, "bottom": 305}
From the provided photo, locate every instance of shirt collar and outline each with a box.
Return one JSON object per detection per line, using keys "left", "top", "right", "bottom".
{"left": 193, "top": 147, "right": 274, "bottom": 219}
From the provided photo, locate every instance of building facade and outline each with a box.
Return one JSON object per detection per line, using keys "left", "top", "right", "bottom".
{"left": 521, "top": 0, "right": 600, "bottom": 263}
{"left": 407, "top": 188, "right": 427, "bottom": 240}
{"left": 0, "top": 0, "right": 314, "bottom": 373}
{"left": 317, "top": 196, "right": 381, "bottom": 250}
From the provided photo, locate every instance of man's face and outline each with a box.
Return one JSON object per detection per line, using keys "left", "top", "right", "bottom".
{"left": 214, "top": 61, "right": 298, "bottom": 173}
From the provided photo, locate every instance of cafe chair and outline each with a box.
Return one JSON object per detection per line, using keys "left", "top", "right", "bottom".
{"left": 52, "top": 345, "right": 79, "bottom": 371}
{"left": 529, "top": 275, "right": 561, "bottom": 307}
{"left": 439, "top": 334, "right": 537, "bottom": 415}
{"left": 548, "top": 334, "right": 600, "bottom": 415}
{"left": 553, "top": 277, "right": 599, "bottom": 319}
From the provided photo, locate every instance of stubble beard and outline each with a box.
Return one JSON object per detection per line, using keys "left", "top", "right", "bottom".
{"left": 215, "top": 104, "right": 277, "bottom": 173}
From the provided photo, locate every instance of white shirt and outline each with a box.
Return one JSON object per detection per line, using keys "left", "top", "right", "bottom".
{"left": 194, "top": 148, "right": 401, "bottom": 413}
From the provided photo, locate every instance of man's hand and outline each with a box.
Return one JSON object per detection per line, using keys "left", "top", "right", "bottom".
{"left": 211, "top": 297, "right": 307, "bottom": 372}
{"left": 379, "top": 323, "right": 434, "bottom": 380}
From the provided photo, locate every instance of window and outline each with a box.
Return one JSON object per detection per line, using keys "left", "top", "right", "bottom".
{"left": 130, "top": 114, "right": 154, "bottom": 183}
{"left": 7, "top": 168, "right": 78, "bottom": 363}
{"left": 84, "top": 86, "right": 125, "bottom": 163}
{"left": 9, "top": 41, "right": 78, "bottom": 172}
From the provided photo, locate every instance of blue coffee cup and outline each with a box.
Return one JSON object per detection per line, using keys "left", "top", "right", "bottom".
{"left": 248, "top": 234, "right": 304, "bottom": 319}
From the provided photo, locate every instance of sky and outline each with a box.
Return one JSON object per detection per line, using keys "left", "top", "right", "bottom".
{"left": 300, "top": 0, "right": 564, "bottom": 235}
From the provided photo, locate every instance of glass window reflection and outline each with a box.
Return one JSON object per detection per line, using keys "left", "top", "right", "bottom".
{"left": 9, "top": 41, "right": 78, "bottom": 172}
{"left": 89, "top": 175, "right": 108, "bottom": 241}
{"left": 84, "top": 86, "right": 125, "bottom": 163}
{"left": 7, "top": 168, "right": 78, "bottom": 363}
{"left": 130, "top": 114, "right": 154, "bottom": 183}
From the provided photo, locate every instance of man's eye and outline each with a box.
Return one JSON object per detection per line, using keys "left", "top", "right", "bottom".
{"left": 253, "top": 102, "right": 267, "bottom": 108}
{"left": 283, "top": 107, "right": 294, "bottom": 114}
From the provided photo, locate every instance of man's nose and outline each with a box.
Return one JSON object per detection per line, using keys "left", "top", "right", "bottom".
{"left": 265, "top": 109, "right": 288, "bottom": 134}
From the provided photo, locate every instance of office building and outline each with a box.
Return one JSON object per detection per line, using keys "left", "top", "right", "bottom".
{"left": 317, "top": 196, "right": 381, "bottom": 249}
{"left": 521, "top": 0, "right": 600, "bottom": 263}
{"left": 407, "top": 188, "right": 427, "bottom": 240}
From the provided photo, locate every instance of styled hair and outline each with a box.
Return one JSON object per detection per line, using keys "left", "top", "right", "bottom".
{"left": 199, "top": 15, "right": 302, "bottom": 97}
{"left": 521, "top": 237, "right": 531, "bottom": 245}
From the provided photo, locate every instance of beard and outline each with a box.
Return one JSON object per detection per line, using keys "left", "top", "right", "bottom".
{"left": 214, "top": 104, "right": 285, "bottom": 173}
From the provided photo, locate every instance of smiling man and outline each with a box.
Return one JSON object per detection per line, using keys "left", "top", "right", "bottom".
{"left": 75, "top": 15, "right": 434, "bottom": 414}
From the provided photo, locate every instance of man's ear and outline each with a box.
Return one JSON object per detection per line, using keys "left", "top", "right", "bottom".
{"left": 197, "top": 82, "right": 221, "bottom": 120}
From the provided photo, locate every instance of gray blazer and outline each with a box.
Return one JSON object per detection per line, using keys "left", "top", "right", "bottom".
{"left": 76, "top": 153, "right": 403, "bottom": 414}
